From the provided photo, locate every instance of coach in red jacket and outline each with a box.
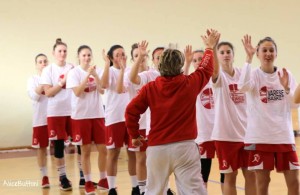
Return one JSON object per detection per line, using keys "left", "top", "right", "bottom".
{"left": 125, "top": 30, "right": 220, "bottom": 195}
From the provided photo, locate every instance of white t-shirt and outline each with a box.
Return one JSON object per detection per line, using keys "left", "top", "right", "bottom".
{"left": 40, "top": 63, "right": 74, "bottom": 117}
{"left": 66, "top": 66, "right": 105, "bottom": 119}
{"left": 27, "top": 75, "right": 48, "bottom": 127}
{"left": 124, "top": 70, "right": 147, "bottom": 129}
{"left": 104, "top": 66, "right": 130, "bottom": 126}
{"left": 195, "top": 80, "right": 215, "bottom": 144}
{"left": 238, "top": 63, "right": 298, "bottom": 144}
{"left": 211, "top": 67, "right": 247, "bottom": 142}
{"left": 135, "top": 68, "right": 160, "bottom": 135}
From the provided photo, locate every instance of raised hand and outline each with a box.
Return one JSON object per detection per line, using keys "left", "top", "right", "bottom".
{"left": 138, "top": 40, "right": 149, "bottom": 58}
{"left": 119, "top": 56, "right": 127, "bottom": 70}
{"left": 242, "top": 34, "right": 256, "bottom": 63}
{"left": 102, "top": 49, "right": 110, "bottom": 65}
{"left": 87, "top": 65, "right": 97, "bottom": 76}
{"left": 184, "top": 45, "right": 193, "bottom": 66}
{"left": 201, "top": 29, "right": 220, "bottom": 49}
{"left": 278, "top": 68, "right": 290, "bottom": 92}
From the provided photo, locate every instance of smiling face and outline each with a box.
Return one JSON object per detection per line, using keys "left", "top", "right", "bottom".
{"left": 78, "top": 48, "right": 92, "bottom": 66}
{"left": 111, "top": 48, "right": 126, "bottom": 68}
{"left": 257, "top": 40, "right": 277, "bottom": 68}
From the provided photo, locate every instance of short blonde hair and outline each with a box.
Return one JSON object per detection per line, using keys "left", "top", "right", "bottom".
{"left": 158, "top": 49, "right": 184, "bottom": 76}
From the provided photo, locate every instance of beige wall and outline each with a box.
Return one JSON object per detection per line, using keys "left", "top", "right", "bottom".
{"left": 1, "top": 0, "right": 300, "bottom": 148}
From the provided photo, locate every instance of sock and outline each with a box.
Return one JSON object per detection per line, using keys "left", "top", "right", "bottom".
{"left": 107, "top": 176, "right": 116, "bottom": 189}
{"left": 138, "top": 180, "right": 146, "bottom": 193}
{"left": 100, "top": 172, "right": 107, "bottom": 179}
{"left": 130, "top": 175, "right": 138, "bottom": 187}
{"left": 40, "top": 166, "right": 48, "bottom": 177}
{"left": 57, "top": 165, "right": 66, "bottom": 180}
{"left": 84, "top": 174, "right": 92, "bottom": 182}
{"left": 78, "top": 161, "right": 84, "bottom": 179}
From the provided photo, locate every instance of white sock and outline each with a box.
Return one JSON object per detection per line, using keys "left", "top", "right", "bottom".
{"left": 57, "top": 165, "right": 66, "bottom": 177}
{"left": 84, "top": 174, "right": 92, "bottom": 182}
{"left": 130, "top": 175, "right": 138, "bottom": 187}
{"left": 40, "top": 166, "right": 48, "bottom": 177}
{"left": 138, "top": 180, "right": 146, "bottom": 193}
{"left": 100, "top": 172, "right": 107, "bottom": 179}
{"left": 107, "top": 176, "right": 116, "bottom": 189}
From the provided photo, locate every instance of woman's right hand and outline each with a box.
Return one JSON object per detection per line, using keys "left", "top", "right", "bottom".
{"left": 201, "top": 29, "right": 220, "bottom": 49}
{"left": 242, "top": 34, "right": 256, "bottom": 63}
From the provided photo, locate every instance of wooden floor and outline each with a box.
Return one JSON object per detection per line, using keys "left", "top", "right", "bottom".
{"left": 1, "top": 137, "right": 300, "bottom": 195}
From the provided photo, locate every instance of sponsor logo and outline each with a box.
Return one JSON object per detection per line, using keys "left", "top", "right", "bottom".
{"left": 33, "top": 138, "right": 38, "bottom": 144}
{"left": 50, "top": 130, "right": 56, "bottom": 137}
{"left": 75, "top": 135, "right": 81, "bottom": 142}
{"left": 252, "top": 154, "right": 260, "bottom": 163}
{"left": 259, "top": 86, "right": 284, "bottom": 103}
{"left": 200, "top": 88, "right": 214, "bottom": 109}
{"left": 228, "top": 84, "right": 245, "bottom": 104}
{"left": 222, "top": 160, "right": 228, "bottom": 168}
{"left": 84, "top": 76, "right": 97, "bottom": 92}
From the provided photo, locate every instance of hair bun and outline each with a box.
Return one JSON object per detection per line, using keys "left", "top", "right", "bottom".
{"left": 56, "top": 38, "right": 62, "bottom": 44}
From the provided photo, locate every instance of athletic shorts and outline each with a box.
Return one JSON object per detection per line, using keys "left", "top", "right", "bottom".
{"left": 215, "top": 141, "right": 249, "bottom": 173}
{"left": 198, "top": 141, "right": 216, "bottom": 159}
{"left": 128, "top": 129, "right": 148, "bottom": 152}
{"left": 105, "top": 122, "right": 129, "bottom": 149}
{"left": 32, "top": 125, "right": 49, "bottom": 148}
{"left": 247, "top": 144, "right": 300, "bottom": 172}
{"left": 47, "top": 116, "right": 72, "bottom": 140}
{"left": 72, "top": 118, "right": 105, "bottom": 145}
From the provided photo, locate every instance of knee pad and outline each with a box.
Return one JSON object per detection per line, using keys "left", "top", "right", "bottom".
{"left": 54, "top": 140, "right": 65, "bottom": 158}
{"left": 77, "top": 145, "right": 81, "bottom": 155}
{"left": 201, "top": 159, "right": 212, "bottom": 182}
{"left": 220, "top": 173, "right": 225, "bottom": 183}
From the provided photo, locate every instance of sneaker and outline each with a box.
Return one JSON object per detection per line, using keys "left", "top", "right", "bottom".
{"left": 60, "top": 177, "right": 72, "bottom": 191}
{"left": 79, "top": 178, "right": 97, "bottom": 188}
{"left": 167, "top": 188, "right": 176, "bottom": 195}
{"left": 85, "top": 181, "right": 95, "bottom": 195}
{"left": 41, "top": 176, "right": 50, "bottom": 188}
{"left": 108, "top": 188, "right": 118, "bottom": 195}
{"left": 131, "top": 186, "right": 140, "bottom": 195}
{"left": 97, "top": 178, "right": 109, "bottom": 191}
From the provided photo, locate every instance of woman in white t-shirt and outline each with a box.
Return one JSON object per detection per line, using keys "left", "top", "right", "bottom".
{"left": 27, "top": 54, "right": 49, "bottom": 188}
{"left": 67, "top": 45, "right": 108, "bottom": 194}
{"left": 239, "top": 35, "right": 300, "bottom": 195}
{"left": 41, "top": 38, "right": 73, "bottom": 191}
{"left": 184, "top": 48, "right": 225, "bottom": 192}
{"left": 211, "top": 41, "right": 256, "bottom": 195}
{"left": 100, "top": 45, "right": 136, "bottom": 195}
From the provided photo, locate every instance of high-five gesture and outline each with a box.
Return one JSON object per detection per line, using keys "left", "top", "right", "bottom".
{"left": 242, "top": 35, "right": 256, "bottom": 63}
{"left": 201, "top": 29, "right": 220, "bottom": 50}
{"left": 278, "top": 68, "right": 290, "bottom": 93}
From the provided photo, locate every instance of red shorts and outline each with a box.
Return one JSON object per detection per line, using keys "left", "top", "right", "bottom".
{"left": 47, "top": 116, "right": 72, "bottom": 140}
{"left": 105, "top": 122, "right": 129, "bottom": 149}
{"left": 32, "top": 125, "right": 49, "bottom": 148}
{"left": 215, "top": 141, "right": 249, "bottom": 173}
{"left": 247, "top": 144, "right": 300, "bottom": 172}
{"left": 199, "top": 141, "right": 216, "bottom": 159}
{"left": 72, "top": 118, "right": 105, "bottom": 145}
{"left": 128, "top": 129, "right": 148, "bottom": 152}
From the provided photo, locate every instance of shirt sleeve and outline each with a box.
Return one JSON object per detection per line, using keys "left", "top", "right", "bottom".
{"left": 238, "top": 63, "right": 255, "bottom": 93}
{"left": 40, "top": 66, "right": 53, "bottom": 86}
{"left": 66, "top": 69, "right": 80, "bottom": 89}
{"left": 125, "top": 85, "right": 149, "bottom": 138}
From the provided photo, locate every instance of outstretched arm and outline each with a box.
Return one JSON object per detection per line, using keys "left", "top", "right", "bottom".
{"left": 294, "top": 84, "right": 300, "bottom": 104}
{"left": 100, "top": 49, "right": 110, "bottom": 89}
{"left": 238, "top": 34, "right": 256, "bottom": 92}
{"left": 182, "top": 45, "right": 193, "bottom": 75}
{"left": 129, "top": 41, "right": 148, "bottom": 85}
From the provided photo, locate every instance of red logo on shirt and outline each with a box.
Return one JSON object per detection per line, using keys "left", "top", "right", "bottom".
{"left": 228, "top": 84, "right": 245, "bottom": 104}
{"left": 84, "top": 76, "right": 97, "bottom": 92}
{"left": 59, "top": 74, "right": 66, "bottom": 89}
{"left": 259, "top": 86, "right": 284, "bottom": 103}
{"left": 200, "top": 88, "right": 214, "bottom": 109}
